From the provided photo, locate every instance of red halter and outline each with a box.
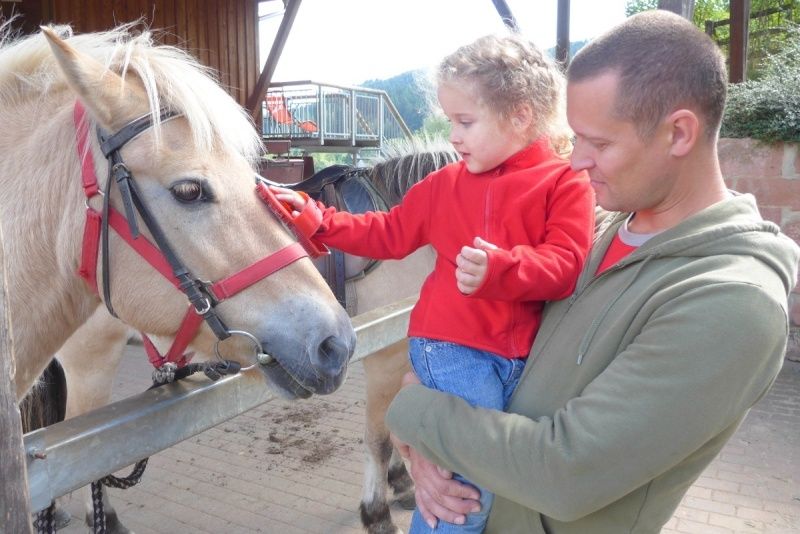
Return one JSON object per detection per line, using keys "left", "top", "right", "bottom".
{"left": 73, "top": 101, "right": 327, "bottom": 369}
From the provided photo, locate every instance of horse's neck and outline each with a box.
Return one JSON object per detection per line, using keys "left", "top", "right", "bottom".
{"left": 0, "top": 100, "right": 98, "bottom": 396}
{"left": 348, "top": 157, "right": 445, "bottom": 314}
{"left": 349, "top": 246, "right": 435, "bottom": 314}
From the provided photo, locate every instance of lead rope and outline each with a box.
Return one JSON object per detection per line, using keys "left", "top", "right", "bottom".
{"left": 33, "top": 504, "right": 56, "bottom": 534}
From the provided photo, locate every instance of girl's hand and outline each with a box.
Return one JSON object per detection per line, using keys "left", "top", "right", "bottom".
{"left": 268, "top": 185, "right": 309, "bottom": 217}
{"left": 455, "top": 237, "right": 498, "bottom": 294}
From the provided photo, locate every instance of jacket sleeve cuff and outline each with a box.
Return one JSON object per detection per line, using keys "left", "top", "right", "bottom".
{"left": 468, "top": 248, "right": 504, "bottom": 299}
{"left": 385, "top": 384, "right": 440, "bottom": 446}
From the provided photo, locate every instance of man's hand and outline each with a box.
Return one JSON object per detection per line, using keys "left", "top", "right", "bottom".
{"left": 456, "top": 237, "right": 498, "bottom": 294}
{"left": 408, "top": 446, "right": 481, "bottom": 528}
{"left": 390, "top": 371, "right": 481, "bottom": 528}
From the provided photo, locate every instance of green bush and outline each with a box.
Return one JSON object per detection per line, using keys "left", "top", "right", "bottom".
{"left": 721, "top": 27, "right": 800, "bottom": 142}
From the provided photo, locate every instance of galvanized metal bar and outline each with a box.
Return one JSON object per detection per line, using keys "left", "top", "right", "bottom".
{"left": 351, "top": 296, "right": 414, "bottom": 361}
{"left": 24, "top": 296, "right": 415, "bottom": 513}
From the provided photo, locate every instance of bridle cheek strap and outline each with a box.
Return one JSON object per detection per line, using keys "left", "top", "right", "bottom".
{"left": 73, "top": 100, "right": 310, "bottom": 369}
{"left": 78, "top": 209, "right": 102, "bottom": 293}
{"left": 137, "top": 242, "right": 307, "bottom": 367}
{"left": 210, "top": 243, "right": 308, "bottom": 299}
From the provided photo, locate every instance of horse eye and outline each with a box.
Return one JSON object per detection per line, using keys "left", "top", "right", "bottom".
{"left": 170, "top": 179, "right": 206, "bottom": 203}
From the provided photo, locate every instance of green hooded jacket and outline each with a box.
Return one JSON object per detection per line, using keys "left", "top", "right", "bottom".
{"left": 386, "top": 193, "right": 800, "bottom": 533}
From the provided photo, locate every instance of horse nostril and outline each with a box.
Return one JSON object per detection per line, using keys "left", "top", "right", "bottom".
{"left": 322, "top": 335, "right": 350, "bottom": 360}
{"left": 314, "top": 335, "right": 350, "bottom": 377}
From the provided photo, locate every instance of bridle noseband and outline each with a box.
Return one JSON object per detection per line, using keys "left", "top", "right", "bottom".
{"left": 74, "top": 101, "right": 326, "bottom": 370}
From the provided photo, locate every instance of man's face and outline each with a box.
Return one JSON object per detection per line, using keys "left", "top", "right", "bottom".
{"left": 567, "top": 72, "right": 672, "bottom": 214}
{"left": 438, "top": 82, "right": 526, "bottom": 174}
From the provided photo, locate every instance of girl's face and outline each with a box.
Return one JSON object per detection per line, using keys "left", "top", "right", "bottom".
{"left": 438, "top": 82, "right": 530, "bottom": 174}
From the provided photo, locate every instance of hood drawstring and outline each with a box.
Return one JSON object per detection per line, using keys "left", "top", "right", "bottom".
{"left": 576, "top": 256, "right": 654, "bottom": 365}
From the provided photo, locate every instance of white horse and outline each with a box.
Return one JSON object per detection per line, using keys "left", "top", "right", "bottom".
{"left": 52, "top": 140, "right": 459, "bottom": 533}
{"left": 1, "top": 22, "right": 356, "bottom": 530}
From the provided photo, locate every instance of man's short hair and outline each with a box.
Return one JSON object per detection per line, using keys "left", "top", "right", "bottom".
{"left": 567, "top": 10, "right": 727, "bottom": 140}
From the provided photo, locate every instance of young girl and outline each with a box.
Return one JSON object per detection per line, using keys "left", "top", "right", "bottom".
{"left": 271, "top": 34, "right": 594, "bottom": 533}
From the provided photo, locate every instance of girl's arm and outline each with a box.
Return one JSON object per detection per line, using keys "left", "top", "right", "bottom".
{"left": 469, "top": 170, "right": 594, "bottom": 302}
{"left": 268, "top": 183, "right": 432, "bottom": 260}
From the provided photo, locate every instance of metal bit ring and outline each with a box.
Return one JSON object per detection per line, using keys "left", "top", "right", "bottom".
{"left": 213, "top": 329, "right": 275, "bottom": 371}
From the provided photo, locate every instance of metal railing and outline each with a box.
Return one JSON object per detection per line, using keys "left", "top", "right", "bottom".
{"left": 23, "top": 296, "right": 415, "bottom": 512}
{"left": 262, "top": 81, "right": 412, "bottom": 150}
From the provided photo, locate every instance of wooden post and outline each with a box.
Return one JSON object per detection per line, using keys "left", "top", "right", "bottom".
{"left": 0, "top": 226, "right": 33, "bottom": 532}
{"left": 658, "top": 0, "right": 696, "bottom": 19}
{"left": 246, "top": 0, "right": 303, "bottom": 123}
{"left": 556, "top": 0, "right": 570, "bottom": 67}
{"left": 729, "top": 0, "right": 751, "bottom": 82}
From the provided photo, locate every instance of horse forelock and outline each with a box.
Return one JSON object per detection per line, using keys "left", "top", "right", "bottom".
{"left": 0, "top": 21, "right": 262, "bottom": 166}
{"left": 366, "top": 137, "right": 459, "bottom": 205}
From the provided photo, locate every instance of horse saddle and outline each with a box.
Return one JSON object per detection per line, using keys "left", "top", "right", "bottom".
{"left": 283, "top": 164, "right": 388, "bottom": 311}
{"left": 288, "top": 164, "right": 387, "bottom": 213}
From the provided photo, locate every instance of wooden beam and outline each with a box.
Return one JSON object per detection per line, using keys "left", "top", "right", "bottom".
{"left": 730, "top": 0, "right": 751, "bottom": 82}
{"left": 246, "top": 0, "right": 303, "bottom": 122}
{"left": 556, "top": 0, "right": 570, "bottom": 66}
{"left": 0, "top": 225, "right": 32, "bottom": 533}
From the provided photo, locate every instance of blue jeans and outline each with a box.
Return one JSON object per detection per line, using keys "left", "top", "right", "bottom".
{"left": 407, "top": 337, "right": 526, "bottom": 534}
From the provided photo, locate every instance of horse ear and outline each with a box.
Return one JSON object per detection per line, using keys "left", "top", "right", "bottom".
{"left": 41, "top": 27, "right": 145, "bottom": 130}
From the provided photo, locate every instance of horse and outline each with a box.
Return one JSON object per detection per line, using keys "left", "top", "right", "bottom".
{"left": 51, "top": 137, "right": 459, "bottom": 533}
{"left": 0, "top": 22, "right": 356, "bottom": 530}
{"left": 344, "top": 140, "right": 460, "bottom": 534}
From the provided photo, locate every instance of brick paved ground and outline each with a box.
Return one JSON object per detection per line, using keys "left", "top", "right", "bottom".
{"left": 57, "top": 347, "right": 800, "bottom": 533}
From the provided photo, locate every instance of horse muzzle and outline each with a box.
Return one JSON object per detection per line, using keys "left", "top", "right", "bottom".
{"left": 258, "top": 324, "right": 354, "bottom": 398}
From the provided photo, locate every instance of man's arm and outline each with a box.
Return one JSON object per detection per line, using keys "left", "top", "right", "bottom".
{"left": 386, "top": 282, "right": 788, "bottom": 521}
{"left": 390, "top": 372, "right": 481, "bottom": 528}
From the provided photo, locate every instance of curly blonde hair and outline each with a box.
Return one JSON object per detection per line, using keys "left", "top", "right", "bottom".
{"left": 437, "top": 34, "right": 572, "bottom": 154}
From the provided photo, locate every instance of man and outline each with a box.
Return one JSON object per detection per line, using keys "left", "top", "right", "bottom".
{"left": 386, "top": 10, "right": 800, "bottom": 534}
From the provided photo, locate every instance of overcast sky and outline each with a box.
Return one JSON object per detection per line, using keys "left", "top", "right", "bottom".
{"left": 259, "top": 0, "right": 629, "bottom": 86}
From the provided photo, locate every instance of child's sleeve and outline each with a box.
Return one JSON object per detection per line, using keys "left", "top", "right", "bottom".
{"left": 313, "top": 177, "right": 434, "bottom": 260}
{"left": 470, "top": 170, "right": 594, "bottom": 302}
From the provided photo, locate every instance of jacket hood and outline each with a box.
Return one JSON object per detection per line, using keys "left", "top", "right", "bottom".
{"left": 598, "top": 193, "right": 800, "bottom": 296}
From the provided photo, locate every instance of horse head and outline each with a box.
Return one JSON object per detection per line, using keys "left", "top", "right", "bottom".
{"left": 27, "top": 26, "right": 354, "bottom": 398}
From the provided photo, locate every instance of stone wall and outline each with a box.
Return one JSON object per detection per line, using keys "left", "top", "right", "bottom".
{"left": 718, "top": 138, "right": 800, "bottom": 358}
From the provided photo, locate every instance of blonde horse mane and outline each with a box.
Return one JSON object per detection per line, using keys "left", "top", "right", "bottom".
{"left": 365, "top": 136, "right": 460, "bottom": 205}
{"left": 0, "top": 20, "right": 262, "bottom": 164}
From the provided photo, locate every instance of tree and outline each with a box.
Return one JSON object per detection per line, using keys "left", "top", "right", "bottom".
{"left": 625, "top": 0, "right": 800, "bottom": 79}
{"left": 418, "top": 113, "right": 450, "bottom": 141}
{"left": 721, "top": 26, "right": 800, "bottom": 141}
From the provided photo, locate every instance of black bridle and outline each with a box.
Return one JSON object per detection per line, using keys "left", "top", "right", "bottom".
{"left": 74, "top": 101, "right": 311, "bottom": 367}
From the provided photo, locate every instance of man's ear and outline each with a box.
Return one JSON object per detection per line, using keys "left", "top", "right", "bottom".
{"left": 665, "top": 109, "right": 700, "bottom": 157}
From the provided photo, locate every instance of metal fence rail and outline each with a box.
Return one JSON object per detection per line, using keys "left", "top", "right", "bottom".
{"left": 262, "top": 80, "right": 412, "bottom": 150}
{"left": 23, "top": 296, "right": 415, "bottom": 513}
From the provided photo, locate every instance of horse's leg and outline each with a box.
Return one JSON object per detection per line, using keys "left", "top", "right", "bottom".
{"left": 388, "top": 445, "right": 415, "bottom": 509}
{"left": 57, "top": 307, "right": 135, "bottom": 534}
{"left": 360, "top": 342, "right": 412, "bottom": 534}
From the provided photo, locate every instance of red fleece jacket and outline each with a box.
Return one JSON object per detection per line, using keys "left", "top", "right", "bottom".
{"left": 315, "top": 138, "right": 594, "bottom": 358}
